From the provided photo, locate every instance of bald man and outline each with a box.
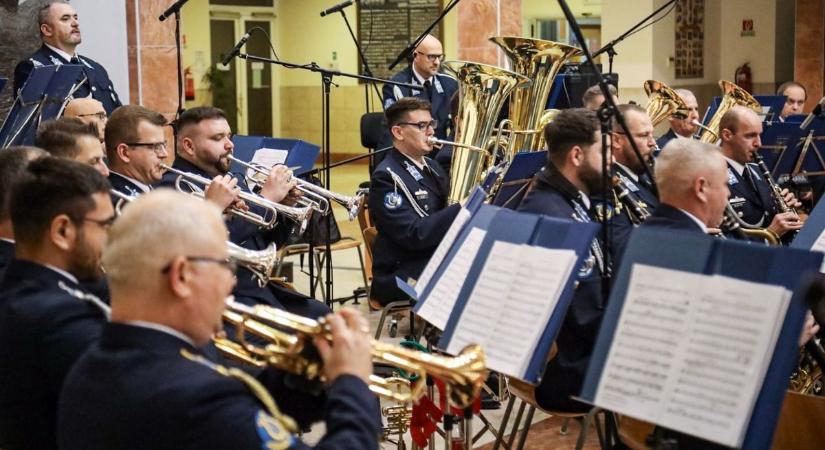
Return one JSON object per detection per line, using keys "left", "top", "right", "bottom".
{"left": 58, "top": 191, "right": 380, "bottom": 450}
{"left": 382, "top": 34, "right": 458, "bottom": 162}
{"left": 64, "top": 98, "right": 107, "bottom": 140}
{"left": 656, "top": 89, "right": 700, "bottom": 150}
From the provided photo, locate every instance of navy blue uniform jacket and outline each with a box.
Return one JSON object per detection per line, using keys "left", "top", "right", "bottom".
{"left": 517, "top": 164, "right": 608, "bottom": 413}
{"left": 608, "top": 163, "right": 660, "bottom": 264}
{"left": 58, "top": 323, "right": 381, "bottom": 450}
{"left": 0, "top": 259, "right": 107, "bottom": 450}
{"left": 655, "top": 129, "right": 679, "bottom": 153}
{"left": 726, "top": 161, "right": 777, "bottom": 228}
{"left": 639, "top": 203, "right": 704, "bottom": 233}
{"left": 369, "top": 148, "right": 460, "bottom": 304}
{"left": 13, "top": 45, "right": 122, "bottom": 114}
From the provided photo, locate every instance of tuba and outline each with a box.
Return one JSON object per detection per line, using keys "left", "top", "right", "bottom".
{"left": 441, "top": 61, "right": 531, "bottom": 204}
{"left": 697, "top": 80, "right": 761, "bottom": 143}
{"left": 213, "top": 298, "right": 488, "bottom": 408}
{"left": 644, "top": 80, "right": 689, "bottom": 127}
{"left": 490, "top": 37, "right": 581, "bottom": 158}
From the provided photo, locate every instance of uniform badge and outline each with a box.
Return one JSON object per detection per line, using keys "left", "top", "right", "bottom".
{"left": 404, "top": 161, "right": 423, "bottom": 181}
{"left": 619, "top": 174, "right": 639, "bottom": 192}
{"left": 577, "top": 255, "right": 595, "bottom": 278}
{"left": 255, "top": 410, "right": 294, "bottom": 450}
{"left": 727, "top": 168, "right": 739, "bottom": 186}
{"left": 49, "top": 55, "right": 63, "bottom": 65}
{"left": 593, "top": 202, "right": 614, "bottom": 221}
{"left": 384, "top": 191, "right": 403, "bottom": 210}
{"left": 414, "top": 189, "right": 428, "bottom": 200}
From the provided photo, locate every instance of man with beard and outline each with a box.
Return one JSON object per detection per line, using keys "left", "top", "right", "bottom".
{"left": 0, "top": 158, "right": 113, "bottom": 450}
{"left": 162, "top": 106, "right": 329, "bottom": 319}
{"left": 517, "top": 108, "right": 613, "bottom": 413}
{"left": 655, "top": 89, "right": 700, "bottom": 151}
{"left": 13, "top": 2, "right": 122, "bottom": 114}
{"left": 0, "top": 147, "right": 47, "bottom": 277}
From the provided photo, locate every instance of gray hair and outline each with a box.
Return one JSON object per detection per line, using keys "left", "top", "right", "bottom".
{"left": 655, "top": 138, "right": 723, "bottom": 199}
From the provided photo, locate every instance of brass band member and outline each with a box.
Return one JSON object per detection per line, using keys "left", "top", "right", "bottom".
{"left": 777, "top": 80, "right": 807, "bottom": 121}
{"left": 581, "top": 83, "right": 618, "bottom": 111}
{"left": 0, "top": 147, "right": 47, "bottom": 276}
{"left": 36, "top": 117, "right": 109, "bottom": 177}
{"left": 64, "top": 98, "right": 108, "bottom": 140}
{"left": 656, "top": 88, "right": 700, "bottom": 150}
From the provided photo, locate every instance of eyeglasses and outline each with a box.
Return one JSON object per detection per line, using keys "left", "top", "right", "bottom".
{"left": 76, "top": 112, "right": 107, "bottom": 120}
{"left": 161, "top": 256, "right": 237, "bottom": 274}
{"left": 125, "top": 141, "right": 168, "bottom": 153}
{"left": 397, "top": 120, "right": 438, "bottom": 131}
{"left": 82, "top": 215, "right": 116, "bottom": 229}
{"left": 415, "top": 52, "right": 444, "bottom": 62}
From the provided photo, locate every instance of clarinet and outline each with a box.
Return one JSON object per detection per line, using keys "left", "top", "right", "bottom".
{"left": 612, "top": 175, "right": 652, "bottom": 225}
{"left": 752, "top": 152, "right": 799, "bottom": 238}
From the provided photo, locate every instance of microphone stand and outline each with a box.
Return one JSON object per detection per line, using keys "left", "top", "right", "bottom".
{"left": 591, "top": 0, "right": 676, "bottom": 74}
{"left": 238, "top": 52, "right": 416, "bottom": 306}
{"left": 331, "top": 6, "right": 382, "bottom": 112}
{"left": 387, "top": 0, "right": 463, "bottom": 71}
{"left": 158, "top": 0, "right": 188, "bottom": 152}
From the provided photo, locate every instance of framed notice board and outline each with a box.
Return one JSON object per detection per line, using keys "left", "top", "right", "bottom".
{"left": 357, "top": 0, "right": 444, "bottom": 81}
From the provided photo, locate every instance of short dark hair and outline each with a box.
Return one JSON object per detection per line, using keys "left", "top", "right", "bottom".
{"left": 777, "top": 81, "right": 807, "bottom": 99}
{"left": 105, "top": 105, "right": 167, "bottom": 161}
{"left": 38, "top": 2, "right": 69, "bottom": 36}
{"left": 582, "top": 84, "right": 617, "bottom": 106}
{"left": 611, "top": 103, "right": 648, "bottom": 129}
{"left": 176, "top": 106, "right": 228, "bottom": 135}
{"left": 0, "top": 147, "right": 47, "bottom": 221}
{"left": 544, "top": 108, "right": 600, "bottom": 165}
{"left": 386, "top": 97, "right": 432, "bottom": 129}
{"left": 10, "top": 157, "right": 110, "bottom": 247}
{"left": 36, "top": 118, "right": 100, "bottom": 159}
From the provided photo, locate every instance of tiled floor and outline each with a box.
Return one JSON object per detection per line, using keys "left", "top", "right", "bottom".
{"left": 289, "top": 163, "right": 601, "bottom": 449}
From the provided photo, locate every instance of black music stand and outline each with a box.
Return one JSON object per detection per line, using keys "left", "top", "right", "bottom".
{"left": 790, "top": 118, "right": 825, "bottom": 178}
{"left": 0, "top": 64, "right": 85, "bottom": 148}
{"left": 759, "top": 120, "right": 806, "bottom": 176}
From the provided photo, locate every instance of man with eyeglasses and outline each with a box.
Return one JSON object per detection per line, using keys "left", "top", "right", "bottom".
{"left": 36, "top": 117, "right": 109, "bottom": 177}
{"left": 382, "top": 34, "right": 458, "bottom": 162}
{"left": 64, "top": 97, "right": 107, "bottom": 140}
{"left": 369, "top": 97, "right": 460, "bottom": 305}
{"left": 0, "top": 157, "right": 113, "bottom": 450}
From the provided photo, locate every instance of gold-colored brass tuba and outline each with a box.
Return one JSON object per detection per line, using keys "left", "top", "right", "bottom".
{"left": 441, "top": 61, "right": 531, "bottom": 204}
{"left": 697, "top": 80, "right": 761, "bottom": 143}
{"left": 490, "top": 37, "right": 581, "bottom": 158}
{"left": 644, "top": 80, "right": 689, "bottom": 127}
{"left": 213, "top": 298, "right": 488, "bottom": 408}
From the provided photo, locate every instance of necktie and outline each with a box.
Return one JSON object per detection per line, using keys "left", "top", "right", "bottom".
{"left": 70, "top": 56, "right": 80, "bottom": 65}
{"left": 423, "top": 80, "right": 433, "bottom": 102}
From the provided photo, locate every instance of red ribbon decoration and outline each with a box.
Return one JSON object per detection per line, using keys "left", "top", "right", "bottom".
{"left": 410, "top": 394, "right": 442, "bottom": 447}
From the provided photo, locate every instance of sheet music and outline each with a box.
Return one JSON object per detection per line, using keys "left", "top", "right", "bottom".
{"left": 415, "top": 227, "right": 486, "bottom": 330}
{"left": 415, "top": 208, "right": 472, "bottom": 297}
{"left": 446, "top": 242, "right": 577, "bottom": 377}
{"left": 249, "top": 148, "right": 289, "bottom": 178}
{"left": 594, "top": 264, "right": 790, "bottom": 448}
{"left": 809, "top": 227, "right": 825, "bottom": 272}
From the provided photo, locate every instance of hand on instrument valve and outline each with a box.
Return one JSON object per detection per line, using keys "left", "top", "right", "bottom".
{"left": 767, "top": 211, "right": 804, "bottom": 236}
{"left": 204, "top": 174, "right": 241, "bottom": 211}
{"left": 799, "top": 309, "right": 820, "bottom": 347}
{"left": 314, "top": 308, "right": 373, "bottom": 385}
{"left": 259, "top": 165, "right": 297, "bottom": 204}
{"left": 780, "top": 188, "right": 803, "bottom": 210}
{"left": 281, "top": 186, "right": 303, "bottom": 207}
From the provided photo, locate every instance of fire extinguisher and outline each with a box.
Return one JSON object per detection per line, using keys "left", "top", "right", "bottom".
{"left": 735, "top": 63, "right": 753, "bottom": 93}
{"left": 184, "top": 67, "right": 195, "bottom": 101}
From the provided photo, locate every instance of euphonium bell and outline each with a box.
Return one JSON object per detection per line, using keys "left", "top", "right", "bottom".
{"left": 644, "top": 80, "right": 689, "bottom": 127}
{"left": 441, "top": 60, "right": 530, "bottom": 205}
{"left": 227, "top": 242, "right": 279, "bottom": 287}
{"left": 213, "top": 298, "right": 488, "bottom": 408}
{"left": 697, "top": 80, "right": 761, "bottom": 143}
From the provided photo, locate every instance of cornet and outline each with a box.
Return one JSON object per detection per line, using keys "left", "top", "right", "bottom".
{"left": 160, "top": 164, "right": 312, "bottom": 233}
{"left": 227, "top": 155, "right": 364, "bottom": 221}
{"left": 213, "top": 298, "right": 487, "bottom": 408}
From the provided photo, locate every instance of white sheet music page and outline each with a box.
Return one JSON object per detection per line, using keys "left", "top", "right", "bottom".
{"left": 809, "top": 227, "right": 825, "bottom": 272}
{"left": 415, "top": 227, "right": 486, "bottom": 330}
{"left": 249, "top": 148, "right": 289, "bottom": 178}
{"left": 594, "top": 264, "right": 790, "bottom": 448}
{"left": 446, "top": 242, "right": 577, "bottom": 378}
{"left": 415, "top": 208, "right": 472, "bottom": 297}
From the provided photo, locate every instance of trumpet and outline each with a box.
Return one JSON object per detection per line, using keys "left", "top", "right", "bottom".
{"left": 228, "top": 155, "right": 364, "bottom": 221}
{"left": 227, "top": 242, "right": 280, "bottom": 287}
{"left": 160, "top": 163, "right": 312, "bottom": 233}
{"left": 213, "top": 298, "right": 487, "bottom": 408}
{"left": 110, "top": 189, "right": 138, "bottom": 216}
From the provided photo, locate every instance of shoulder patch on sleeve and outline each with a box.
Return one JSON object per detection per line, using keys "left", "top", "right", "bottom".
{"left": 255, "top": 410, "right": 295, "bottom": 450}
{"left": 384, "top": 191, "right": 403, "bottom": 210}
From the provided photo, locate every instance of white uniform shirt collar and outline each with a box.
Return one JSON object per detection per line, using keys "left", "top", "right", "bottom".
{"left": 112, "top": 171, "right": 151, "bottom": 193}
{"left": 579, "top": 191, "right": 591, "bottom": 210}
{"left": 411, "top": 66, "right": 433, "bottom": 86}
{"left": 124, "top": 320, "right": 197, "bottom": 347}
{"left": 679, "top": 208, "right": 709, "bottom": 233}
{"left": 44, "top": 43, "right": 76, "bottom": 62}
{"left": 614, "top": 161, "right": 639, "bottom": 182}
{"left": 0, "top": 237, "right": 14, "bottom": 244}
{"left": 45, "top": 264, "right": 79, "bottom": 284}
{"left": 724, "top": 156, "right": 746, "bottom": 176}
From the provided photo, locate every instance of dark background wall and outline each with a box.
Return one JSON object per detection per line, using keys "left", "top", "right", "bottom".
{"left": 0, "top": 1, "right": 50, "bottom": 119}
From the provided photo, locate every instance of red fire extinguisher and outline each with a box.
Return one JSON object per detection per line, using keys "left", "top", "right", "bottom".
{"left": 735, "top": 63, "right": 753, "bottom": 93}
{"left": 184, "top": 67, "right": 195, "bottom": 101}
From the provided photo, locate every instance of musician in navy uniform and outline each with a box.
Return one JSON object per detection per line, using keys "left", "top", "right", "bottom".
{"left": 64, "top": 97, "right": 108, "bottom": 140}
{"left": 517, "top": 108, "right": 612, "bottom": 413}
{"left": 0, "top": 147, "right": 47, "bottom": 278}
{"left": 369, "top": 97, "right": 460, "bottom": 305}
{"left": 163, "top": 106, "right": 329, "bottom": 319}
{"left": 777, "top": 81, "right": 807, "bottom": 121}
{"left": 13, "top": 2, "right": 122, "bottom": 114}
{"left": 36, "top": 117, "right": 109, "bottom": 177}
{"left": 655, "top": 88, "right": 700, "bottom": 152}
{"left": 104, "top": 105, "right": 169, "bottom": 200}
{"left": 718, "top": 106, "right": 803, "bottom": 241}
{"left": 58, "top": 190, "right": 381, "bottom": 450}
{"left": 381, "top": 34, "right": 458, "bottom": 166}
{"left": 0, "top": 158, "right": 113, "bottom": 450}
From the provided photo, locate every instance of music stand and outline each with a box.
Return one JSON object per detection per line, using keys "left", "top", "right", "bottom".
{"left": 790, "top": 117, "right": 825, "bottom": 178}
{"left": 759, "top": 120, "right": 805, "bottom": 176}
{"left": 490, "top": 151, "right": 547, "bottom": 209}
{"left": 0, "top": 65, "right": 85, "bottom": 148}
{"left": 702, "top": 94, "right": 786, "bottom": 125}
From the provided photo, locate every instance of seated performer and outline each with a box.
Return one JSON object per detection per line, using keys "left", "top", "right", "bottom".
{"left": 58, "top": 190, "right": 381, "bottom": 450}
{"left": 13, "top": 2, "right": 121, "bottom": 113}
{"left": 777, "top": 80, "right": 807, "bottom": 121}
{"left": 163, "top": 106, "right": 328, "bottom": 319}
{"left": 581, "top": 83, "right": 618, "bottom": 111}
{"left": 36, "top": 117, "right": 109, "bottom": 177}
{"left": 0, "top": 158, "right": 113, "bottom": 450}
{"left": 719, "top": 106, "right": 803, "bottom": 240}
{"left": 517, "top": 108, "right": 612, "bottom": 413}
{"left": 0, "top": 147, "right": 47, "bottom": 277}
{"left": 655, "top": 88, "right": 700, "bottom": 150}
{"left": 64, "top": 97, "right": 107, "bottom": 140}
{"left": 369, "top": 97, "right": 460, "bottom": 305}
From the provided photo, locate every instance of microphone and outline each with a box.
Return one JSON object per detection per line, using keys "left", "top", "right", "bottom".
{"left": 221, "top": 31, "right": 252, "bottom": 66}
{"left": 158, "top": 0, "right": 190, "bottom": 22}
{"left": 800, "top": 95, "right": 825, "bottom": 130}
{"left": 320, "top": 0, "right": 356, "bottom": 17}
